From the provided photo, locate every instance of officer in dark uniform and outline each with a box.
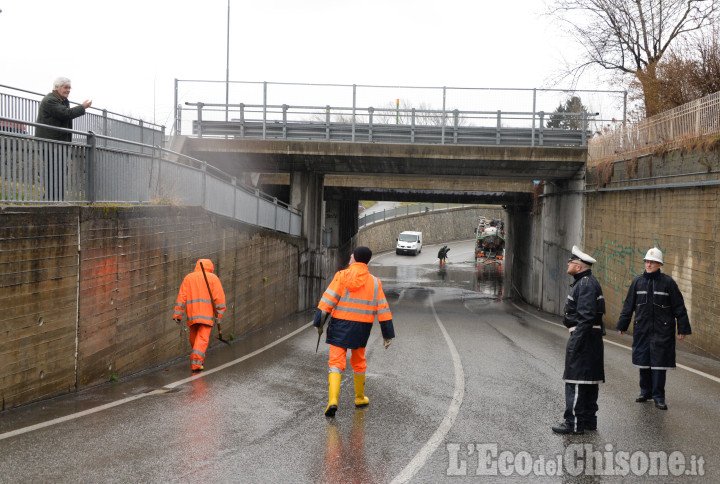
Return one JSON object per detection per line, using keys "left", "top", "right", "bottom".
{"left": 615, "top": 247, "right": 691, "bottom": 410}
{"left": 552, "top": 245, "right": 606, "bottom": 435}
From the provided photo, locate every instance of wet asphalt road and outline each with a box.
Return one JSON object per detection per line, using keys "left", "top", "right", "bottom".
{"left": 1, "top": 240, "right": 719, "bottom": 483}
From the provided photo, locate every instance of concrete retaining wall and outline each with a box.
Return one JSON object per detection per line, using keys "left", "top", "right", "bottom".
{"left": 0, "top": 205, "right": 302, "bottom": 410}
{"left": 583, "top": 147, "right": 720, "bottom": 358}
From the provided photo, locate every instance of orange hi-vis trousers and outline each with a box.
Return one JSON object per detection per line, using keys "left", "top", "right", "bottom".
{"left": 189, "top": 324, "right": 212, "bottom": 370}
{"left": 328, "top": 344, "right": 367, "bottom": 374}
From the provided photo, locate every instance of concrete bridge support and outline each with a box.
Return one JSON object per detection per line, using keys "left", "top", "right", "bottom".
{"left": 290, "top": 171, "right": 326, "bottom": 311}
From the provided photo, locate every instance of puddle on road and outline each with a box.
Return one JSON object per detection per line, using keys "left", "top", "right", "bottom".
{"left": 370, "top": 260, "right": 505, "bottom": 299}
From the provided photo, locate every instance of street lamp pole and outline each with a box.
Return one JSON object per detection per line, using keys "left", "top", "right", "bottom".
{"left": 225, "top": 0, "right": 230, "bottom": 122}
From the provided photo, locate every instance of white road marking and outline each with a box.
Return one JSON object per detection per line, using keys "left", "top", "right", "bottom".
{"left": 510, "top": 301, "right": 720, "bottom": 384}
{"left": 0, "top": 322, "right": 312, "bottom": 441}
{"left": 390, "top": 296, "right": 465, "bottom": 484}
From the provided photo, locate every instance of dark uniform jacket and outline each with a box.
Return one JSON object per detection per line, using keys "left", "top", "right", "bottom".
{"left": 35, "top": 91, "right": 86, "bottom": 142}
{"left": 616, "top": 270, "right": 691, "bottom": 369}
{"left": 562, "top": 269, "right": 605, "bottom": 384}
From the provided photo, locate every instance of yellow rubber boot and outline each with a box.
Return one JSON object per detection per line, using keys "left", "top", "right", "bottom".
{"left": 354, "top": 373, "right": 370, "bottom": 408}
{"left": 325, "top": 372, "right": 342, "bottom": 417}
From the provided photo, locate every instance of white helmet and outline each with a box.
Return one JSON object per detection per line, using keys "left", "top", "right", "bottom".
{"left": 644, "top": 247, "right": 663, "bottom": 264}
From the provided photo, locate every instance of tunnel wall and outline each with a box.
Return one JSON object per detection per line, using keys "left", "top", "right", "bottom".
{"left": 0, "top": 205, "right": 303, "bottom": 410}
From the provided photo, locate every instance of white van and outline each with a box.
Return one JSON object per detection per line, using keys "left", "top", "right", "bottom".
{"left": 396, "top": 231, "right": 423, "bottom": 256}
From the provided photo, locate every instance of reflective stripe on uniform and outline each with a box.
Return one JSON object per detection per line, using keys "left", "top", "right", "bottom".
{"left": 569, "top": 325, "right": 602, "bottom": 333}
{"left": 188, "top": 315, "right": 214, "bottom": 323}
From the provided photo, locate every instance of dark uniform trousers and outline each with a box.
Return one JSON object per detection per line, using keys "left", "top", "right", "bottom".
{"left": 639, "top": 368, "right": 667, "bottom": 401}
{"left": 564, "top": 383, "right": 599, "bottom": 432}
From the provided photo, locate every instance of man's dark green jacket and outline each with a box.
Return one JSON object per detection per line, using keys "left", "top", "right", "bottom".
{"left": 35, "top": 91, "right": 86, "bottom": 142}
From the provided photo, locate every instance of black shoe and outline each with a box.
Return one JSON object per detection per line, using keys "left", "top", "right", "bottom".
{"left": 552, "top": 422, "right": 584, "bottom": 435}
{"left": 635, "top": 394, "right": 651, "bottom": 402}
{"left": 654, "top": 401, "right": 668, "bottom": 410}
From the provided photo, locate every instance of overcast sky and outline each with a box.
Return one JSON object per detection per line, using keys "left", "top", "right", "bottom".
{"left": 0, "top": 0, "right": 622, "bottom": 127}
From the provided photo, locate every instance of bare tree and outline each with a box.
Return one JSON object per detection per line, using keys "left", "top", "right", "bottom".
{"left": 627, "top": 23, "right": 720, "bottom": 111}
{"left": 549, "top": 0, "right": 720, "bottom": 117}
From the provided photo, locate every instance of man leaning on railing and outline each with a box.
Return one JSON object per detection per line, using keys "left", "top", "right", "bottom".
{"left": 35, "top": 76, "right": 92, "bottom": 201}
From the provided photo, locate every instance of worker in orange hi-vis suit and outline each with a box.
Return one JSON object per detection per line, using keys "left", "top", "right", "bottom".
{"left": 314, "top": 246, "right": 395, "bottom": 417}
{"left": 173, "top": 259, "right": 227, "bottom": 372}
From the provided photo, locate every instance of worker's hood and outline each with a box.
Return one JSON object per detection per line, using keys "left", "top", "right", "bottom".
{"left": 343, "top": 262, "right": 370, "bottom": 291}
{"left": 194, "top": 259, "right": 214, "bottom": 273}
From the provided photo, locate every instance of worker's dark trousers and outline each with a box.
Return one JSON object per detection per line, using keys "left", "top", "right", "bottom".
{"left": 563, "top": 383, "right": 599, "bottom": 432}
{"left": 639, "top": 368, "right": 667, "bottom": 402}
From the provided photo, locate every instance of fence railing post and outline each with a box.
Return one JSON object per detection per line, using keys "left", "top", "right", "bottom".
{"left": 411, "top": 108, "right": 416, "bottom": 143}
{"left": 263, "top": 81, "right": 267, "bottom": 140}
{"left": 453, "top": 109, "right": 459, "bottom": 144}
{"left": 441, "top": 86, "right": 447, "bottom": 145}
{"left": 196, "top": 102, "right": 204, "bottom": 138}
{"left": 239, "top": 103, "right": 245, "bottom": 137}
{"left": 325, "top": 105, "right": 330, "bottom": 140}
{"left": 102, "top": 109, "right": 108, "bottom": 147}
{"left": 368, "top": 107, "right": 374, "bottom": 143}
{"left": 496, "top": 110, "right": 501, "bottom": 145}
{"left": 352, "top": 84, "right": 356, "bottom": 143}
{"left": 531, "top": 88, "right": 537, "bottom": 147}
{"left": 282, "top": 104, "right": 288, "bottom": 139}
{"left": 86, "top": 131, "right": 96, "bottom": 202}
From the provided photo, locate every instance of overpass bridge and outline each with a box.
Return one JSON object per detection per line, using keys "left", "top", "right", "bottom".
{"left": 171, "top": 133, "right": 588, "bottom": 310}
{"left": 171, "top": 83, "right": 602, "bottom": 308}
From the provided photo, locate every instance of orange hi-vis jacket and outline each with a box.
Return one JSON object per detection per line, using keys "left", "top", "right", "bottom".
{"left": 315, "top": 262, "right": 394, "bottom": 349}
{"left": 173, "top": 259, "right": 226, "bottom": 327}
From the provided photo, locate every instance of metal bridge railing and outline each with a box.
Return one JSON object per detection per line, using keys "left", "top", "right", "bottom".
{"left": 0, "top": 116, "right": 302, "bottom": 237}
{"left": 359, "top": 203, "right": 475, "bottom": 228}
{"left": 0, "top": 84, "right": 165, "bottom": 150}
{"left": 185, "top": 102, "right": 595, "bottom": 147}
{"left": 174, "top": 80, "right": 626, "bottom": 147}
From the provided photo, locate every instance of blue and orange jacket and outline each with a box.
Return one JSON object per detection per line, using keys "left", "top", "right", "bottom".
{"left": 314, "top": 262, "right": 394, "bottom": 349}
{"left": 173, "top": 259, "right": 226, "bottom": 327}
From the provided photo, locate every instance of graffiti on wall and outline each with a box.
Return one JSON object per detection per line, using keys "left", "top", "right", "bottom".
{"left": 591, "top": 237, "right": 665, "bottom": 307}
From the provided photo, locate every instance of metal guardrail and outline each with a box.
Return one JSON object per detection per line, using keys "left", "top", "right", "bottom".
{"left": 174, "top": 80, "right": 626, "bottom": 147}
{"left": 359, "top": 203, "right": 475, "bottom": 228}
{"left": 0, "top": 84, "right": 165, "bottom": 150}
{"left": 588, "top": 90, "right": 720, "bottom": 164}
{"left": 0, "top": 116, "right": 302, "bottom": 236}
{"left": 186, "top": 103, "right": 594, "bottom": 147}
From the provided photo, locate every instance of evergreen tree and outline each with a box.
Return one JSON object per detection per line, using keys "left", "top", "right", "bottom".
{"left": 546, "top": 96, "right": 589, "bottom": 130}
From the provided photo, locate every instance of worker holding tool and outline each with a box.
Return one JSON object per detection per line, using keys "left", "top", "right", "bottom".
{"left": 314, "top": 246, "right": 395, "bottom": 417}
{"left": 173, "top": 259, "right": 227, "bottom": 372}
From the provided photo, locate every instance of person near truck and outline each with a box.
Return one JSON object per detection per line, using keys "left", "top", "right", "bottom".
{"left": 172, "top": 259, "right": 227, "bottom": 372}
{"left": 615, "top": 247, "right": 691, "bottom": 410}
{"left": 552, "top": 245, "right": 605, "bottom": 435}
{"left": 314, "top": 246, "right": 395, "bottom": 417}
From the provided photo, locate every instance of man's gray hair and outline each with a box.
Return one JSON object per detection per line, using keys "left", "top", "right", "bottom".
{"left": 53, "top": 77, "right": 71, "bottom": 89}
